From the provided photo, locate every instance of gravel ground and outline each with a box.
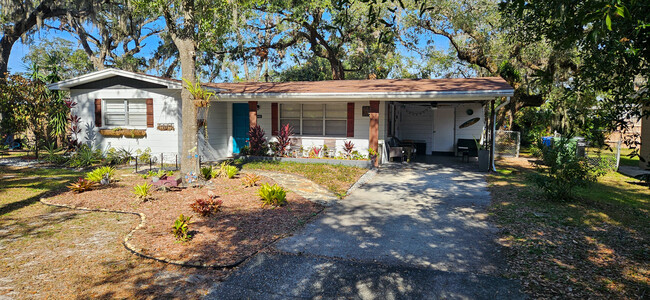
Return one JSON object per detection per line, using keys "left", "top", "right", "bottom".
{"left": 0, "top": 157, "right": 44, "bottom": 167}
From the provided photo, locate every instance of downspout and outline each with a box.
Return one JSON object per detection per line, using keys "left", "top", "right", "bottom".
{"left": 492, "top": 96, "right": 511, "bottom": 172}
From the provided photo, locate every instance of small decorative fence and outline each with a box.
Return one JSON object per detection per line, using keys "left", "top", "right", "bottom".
{"left": 132, "top": 152, "right": 180, "bottom": 173}
{"left": 495, "top": 130, "right": 521, "bottom": 158}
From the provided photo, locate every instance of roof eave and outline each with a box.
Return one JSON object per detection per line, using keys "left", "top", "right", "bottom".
{"left": 215, "top": 89, "right": 515, "bottom": 101}
{"left": 47, "top": 68, "right": 182, "bottom": 91}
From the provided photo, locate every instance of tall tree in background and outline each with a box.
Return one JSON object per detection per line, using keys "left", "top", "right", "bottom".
{"left": 133, "top": 0, "right": 238, "bottom": 178}
{"left": 250, "top": 0, "right": 399, "bottom": 80}
{"left": 404, "top": 0, "right": 590, "bottom": 132}
{"left": 0, "top": 0, "right": 104, "bottom": 77}
{"left": 501, "top": 0, "right": 649, "bottom": 150}
{"left": 21, "top": 38, "right": 93, "bottom": 79}
{"left": 51, "top": 0, "right": 160, "bottom": 71}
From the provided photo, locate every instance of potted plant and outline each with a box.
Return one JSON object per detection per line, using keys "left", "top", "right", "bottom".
{"left": 368, "top": 148, "right": 378, "bottom": 166}
{"left": 475, "top": 138, "right": 490, "bottom": 172}
{"left": 182, "top": 78, "right": 214, "bottom": 108}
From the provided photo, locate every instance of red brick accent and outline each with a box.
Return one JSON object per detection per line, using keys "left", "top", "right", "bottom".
{"left": 271, "top": 103, "right": 279, "bottom": 135}
{"left": 248, "top": 101, "right": 258, "bottom": 128}
{"left": 347, "top": 103, "right": 355, "bottom": 137}
{"left": 146, "top": 98, "right": 154, "bottom": 128}
{"left": 94, "top": 99, "right": 102, "bottom": 127}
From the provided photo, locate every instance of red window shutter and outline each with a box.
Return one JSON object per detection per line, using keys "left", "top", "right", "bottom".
{"left": 146, "top": 98, "right": 154, "bottom": 128}
{"left": 271, "top": 103, "right": 279, "bottom": 135}
{"left": 94, "top": 99, "right": 102, "bottom": 127}
{"left": 347, "top": 102, "right": 355, "bottom": 137}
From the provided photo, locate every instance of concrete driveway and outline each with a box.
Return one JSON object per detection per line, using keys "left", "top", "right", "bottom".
{"left": 207, "top": 161, "right": 525, "bottom": 299}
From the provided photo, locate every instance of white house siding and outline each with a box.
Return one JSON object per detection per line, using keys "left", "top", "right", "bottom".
{"left": 397, "top": 102, "right": 485, "bottom": 155}
{"left": 203, "top": 100, "right": 387, "bottom": 158}
{"left": 202, "top": 101, "right": 231, "bottom": 159}
{"left": 398, "top": 103, "right": 435, "bottom": 154}
{"left": 267, "top": 100, "right": 385, "bottom": 157}
{"left": 70, "top": 88, "right": 181, "bottom": 160}
{"left": 454, "top": 102, "right": 486, "bottom": 145}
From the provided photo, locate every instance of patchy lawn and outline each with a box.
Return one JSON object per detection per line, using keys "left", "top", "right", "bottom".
{"left": 488, "top": 157, "right": 649, "bottom": 298}
{"left": 234, "top": 160, "right": 368, "bottom": 198}
{"left": 0, "top": 166, "right": 318, "bottom": 298}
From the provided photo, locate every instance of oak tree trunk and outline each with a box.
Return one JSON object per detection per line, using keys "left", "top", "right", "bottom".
{"left": 176, "top": 39, "right": 199, "bottom": 179}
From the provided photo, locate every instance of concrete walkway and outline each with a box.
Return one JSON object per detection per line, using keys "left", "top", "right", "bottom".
{"left": 208, "top": 160, "right": 525, "bottom": 299}
{"left": 248, "top": 170, "right": 340, "bottom": 206}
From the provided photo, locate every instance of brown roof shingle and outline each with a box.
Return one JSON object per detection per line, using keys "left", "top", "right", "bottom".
{"left": 206, "top": 77, "right": 512, "bottom": 94}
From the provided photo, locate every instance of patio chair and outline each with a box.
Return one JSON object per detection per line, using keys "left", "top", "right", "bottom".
{"left": 456, "top": 139, "right": 478, "bottom": 162}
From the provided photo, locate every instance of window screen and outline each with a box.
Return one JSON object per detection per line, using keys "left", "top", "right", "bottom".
{"left": 104, "top": 99, "right": 147, "bottom": 127}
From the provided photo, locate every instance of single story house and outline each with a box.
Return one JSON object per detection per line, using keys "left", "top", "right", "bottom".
{"left": 48, "top": 68, "right": 514, "bottom": 166}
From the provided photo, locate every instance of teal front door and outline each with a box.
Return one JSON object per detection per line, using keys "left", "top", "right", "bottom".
{"left": 232, "top": 103, "right": 249, "bottom": 154}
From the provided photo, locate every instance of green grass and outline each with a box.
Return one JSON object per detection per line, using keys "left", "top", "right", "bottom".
{"left": 0, "top": 167, "right": 82, "bottom": 216}
{"left": 233, "top": 160, "right": 367, "bottom": 197}
{"left": 488, "top": 160, "right": 649, "bottom": 298}
{"left": 619, "top": 148, "right": 642, "bottom": 167}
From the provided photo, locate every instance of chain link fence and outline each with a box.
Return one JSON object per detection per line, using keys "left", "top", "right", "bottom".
{"left": 495, "top": 130, "right": 521, "bottom": 158}
{"left": 583, "top": 140, "right": 621, "bottom": 171}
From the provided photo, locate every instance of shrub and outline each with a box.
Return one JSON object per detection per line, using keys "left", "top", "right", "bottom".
{"left": 43, "top": 142, "right": 68, "bottom": 165}
{"left": 136, "top": 147, "right": 153, "bottom": 163}
{"left": 258, "top": 183, "right": 287, "bottom": 207}
{"left": 531, "top": 137, "right": 605, "bottom": 200}
{"left": 104, "top": 147, "right": 133, "bottom": 165}
{"left": 248, "top": 125, "right": 268, "bottom": 156}
{"left": 68, "top": 178, "right": 96, "bottom": 193}
{"left": 132, "top": 183, "right": 153, "bottom": 201}
{"left": 309, "top": 146, "right": 322, "bottom": 158}
{"left": 171, "top": 214, "right": 192, "bottom": 242}
{"left": 190, "top": 198, "right": 222, "bottom": 217}
{"left": 276, "top": 124, "right": 294, "bottom": 157}
{"left": 224, "top": 165, "right": 239, "bottom": 179}
{"left": 200, "top": 166, "right": 214, "bottom": 180}
{"left": 67, "top": 145, "right": 103, "bottom": 168}
{"left": 241, "top": 173, "right": 262, "bottom": 187}
{"left": 343, "top": 141, "right": 355, "bottom": 157}
{"left": 85, "top": 166, "right": 115, "bottom": 184}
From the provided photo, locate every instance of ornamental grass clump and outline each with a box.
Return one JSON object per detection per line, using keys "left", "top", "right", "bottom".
{"left": 85, "top": 166, "right": 115, "bottom": 184}
{"left": 132, "top": 183, "right": 153, "bottom": 201}
{"left": 224, "top": 165, "right": 239, "bottom": 179}
{"left": 258, "top": 183, "right": 287, "bottom": 207}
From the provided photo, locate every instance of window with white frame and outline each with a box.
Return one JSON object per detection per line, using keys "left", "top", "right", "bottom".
{"left": 104, "top": 99, "right": 147, "bottom": 127}
{"left": 280, "top": 103, "right": 347, "bottom": 136}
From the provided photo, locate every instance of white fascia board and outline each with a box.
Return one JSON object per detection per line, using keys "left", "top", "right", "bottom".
{"left": 215, "top": 89, "right": 514, "bottom": 102}
{"left": 47, "top": 68, "right": 182, "bottom": 90}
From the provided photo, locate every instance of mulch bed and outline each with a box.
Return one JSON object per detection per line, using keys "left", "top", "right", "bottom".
{"left": 46, "top": 174, "right": 323, "bottom": 266}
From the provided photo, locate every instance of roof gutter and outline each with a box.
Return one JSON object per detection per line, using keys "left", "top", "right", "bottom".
{"left": 216, "top": 89, "right": 515, "bottom": 101}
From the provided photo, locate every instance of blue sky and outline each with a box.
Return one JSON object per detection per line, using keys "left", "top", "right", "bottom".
{"left": 7, "top": 20, "right": 451, "bottom": 81}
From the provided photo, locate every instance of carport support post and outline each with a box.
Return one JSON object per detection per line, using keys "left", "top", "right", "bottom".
{"left": 369, "top": 101, "right": 380, "bottom": 167}
{"left": 248, "top": 101, "right": 258, "bottom": 129}
{"left": 490, "top": 99, "right": 495, "bottom": 171}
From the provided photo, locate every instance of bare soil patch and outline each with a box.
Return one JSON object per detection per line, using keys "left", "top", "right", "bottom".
{"left": 46, "top": 174, "right": 323, "bottom": 267}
